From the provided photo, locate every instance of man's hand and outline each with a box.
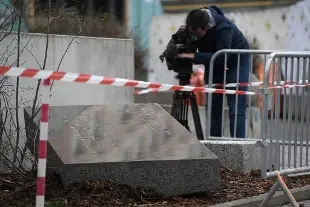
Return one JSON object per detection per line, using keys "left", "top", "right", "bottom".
{"left": 176, "top": 53, "right": 195, "bottom": 59}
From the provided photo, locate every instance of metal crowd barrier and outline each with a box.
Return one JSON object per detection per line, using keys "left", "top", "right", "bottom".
{"left": 207, "top": 49, "right": 310, "bottom": 179}
{"left": 261, "top": 51, "right": 310, "bottom": 179}
{"left": 206, "top": 49, "right": 281, "bottom": 139}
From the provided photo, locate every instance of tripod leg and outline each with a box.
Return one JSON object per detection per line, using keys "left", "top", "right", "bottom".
{"left": 170, "top": 91, "right": 191, "bottom": 132}
{"left": 171, "top": 92, "right": 177, "bottom": 115}
{"left": 190, "top": 92, "right": 204, "bottom": 140}
{"left": 171, "top": 91, "right": 181, "bottom": 118}
{"left": 182, "top": 93, "right": 190, "bottom": 131}
{"left": 174, "top": 92, "right": 182, "bottom": 120}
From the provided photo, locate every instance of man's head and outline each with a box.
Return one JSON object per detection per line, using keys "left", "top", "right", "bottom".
{"left": 186, "top": 9, "right": 209, "bottom": 39}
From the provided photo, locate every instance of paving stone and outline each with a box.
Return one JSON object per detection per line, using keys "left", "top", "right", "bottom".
{"left": 281, "top": 200, "right": 310, "bottom": 207}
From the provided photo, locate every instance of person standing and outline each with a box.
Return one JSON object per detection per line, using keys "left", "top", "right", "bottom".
{"left": 176, "top": 5, "right": 250, "bottom": 138}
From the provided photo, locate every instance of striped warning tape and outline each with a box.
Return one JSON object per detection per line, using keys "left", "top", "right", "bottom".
{"left": 1, "top": 66, "right": 307, "bottom": 96}
{"left": 136, "top": 80, "right": 310, "bottom": 94}
{"left": 0, "top": 66, "right": 257, "bottom": 96}
{"left": 134, "top": 87, "right": 257, "bottom": 95}
{"left": 211, "top": 80, "right": 309, "bottom": 88}
{"left": 268, "top": 84, "right": 310, "bottom": 89}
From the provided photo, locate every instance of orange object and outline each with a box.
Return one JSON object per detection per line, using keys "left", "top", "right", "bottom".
{"left": 190, "top": 68, "right": 205, "bottom": 106}
{"left": 256, "top": 62, "right": 283, "bottom": 117}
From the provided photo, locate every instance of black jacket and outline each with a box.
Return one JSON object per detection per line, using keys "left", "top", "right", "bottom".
{"left": 193, "top": 6, "right": 249, "bottom": 83}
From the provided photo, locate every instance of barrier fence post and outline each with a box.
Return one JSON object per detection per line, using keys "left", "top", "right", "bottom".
{"left": 259, "top": 172, "right": 299, "bottom": 207}
{"left": 36, "top": 79, "right": 51, "bottom": 207}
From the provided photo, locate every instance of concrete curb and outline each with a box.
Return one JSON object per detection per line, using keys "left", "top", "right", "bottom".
{"left": 211, "top": 185, "right": 310, "bottom": 207}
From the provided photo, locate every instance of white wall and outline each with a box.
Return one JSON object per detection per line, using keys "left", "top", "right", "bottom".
{"left": 148, "top": 6, "right": 291, "bottom": 85}
{"left": 285, "top": 0, "right": 310, "bottom": 93}
{"left": 0, "top": 32, "right": 134, "bottom": 171}
{"left": 0, "top": 32, "right": 134, "bottom": 106}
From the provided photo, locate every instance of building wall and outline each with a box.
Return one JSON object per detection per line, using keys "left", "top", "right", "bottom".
{"left": 128, "top": 0, "right": 164, "bottom": 51}
{"left": 286, "top": 0, "right": 310, "bottom": 84}
{"left": 148, "top": 6, "right": 291, "bottom": 84}
{"left": 0, "top": 32, "right": 134, "bottom": 171}
{"left": 147, "top": 1, "right": 310, "bottom": 118}
{"left": 160, "top": 0, "right": 300, "bottom": 13}
{"left": 0, "top": 32, "right": 134, "bottom": 106}
{"left": 0, "top": 0, "right": 28, "bottom": 32}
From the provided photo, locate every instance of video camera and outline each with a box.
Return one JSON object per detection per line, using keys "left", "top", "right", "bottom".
{"left": 159, "top": 25, "right": 199, "bottom": 78}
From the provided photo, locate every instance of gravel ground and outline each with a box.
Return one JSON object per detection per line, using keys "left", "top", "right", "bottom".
{"left": 1, "top": 168, "right": 310, "bottom": 207}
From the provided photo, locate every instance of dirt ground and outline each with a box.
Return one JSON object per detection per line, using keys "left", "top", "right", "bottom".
{"left": 1, "top": 168, "right": 310, "bottom": 207}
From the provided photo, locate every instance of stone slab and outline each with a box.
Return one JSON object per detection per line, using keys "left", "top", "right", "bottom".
{"left": 24, "top": 106, "right": 90, "bottom": 172}
{"left": 202, "top": 139, "right": 277, "bottom": 173}
{"left": 24, "top": 103, "right": 221, "bottom": 196}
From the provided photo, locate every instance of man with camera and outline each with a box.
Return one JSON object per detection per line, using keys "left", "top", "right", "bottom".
{"left": 176, "top": 5, "right": 250, "bottom": 138}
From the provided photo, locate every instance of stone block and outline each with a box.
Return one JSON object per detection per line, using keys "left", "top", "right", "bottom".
{"left": 202, "top": 139, "right": 277, "bottom": 173}
{"left": 24, "top": 103, "right": 221, "bottom": 196}
{"left": 24, "top": 105, "right": 90, "bottom": 173}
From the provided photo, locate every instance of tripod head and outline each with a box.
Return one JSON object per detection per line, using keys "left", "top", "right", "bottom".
{"left": 174, "top": 56, "right": 193, "bottom": 86}
{"left": 176, "top": 72, "right": 192, "bottom": 86}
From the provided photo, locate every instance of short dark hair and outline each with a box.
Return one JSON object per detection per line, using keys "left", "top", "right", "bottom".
{"left": 186, "top": 9, "right": 209, "bottom": 30}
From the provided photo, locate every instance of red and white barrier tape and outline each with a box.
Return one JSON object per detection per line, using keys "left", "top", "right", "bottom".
{"left": 211, "top": 80, "right": 309, "bottom": 88}
{"left": 268, "top": 84, "right": 310, "bottom": 89}
{"left": 0, "top": 66, "right": 257, "bottom": 96}
{"left": 134, "top": 87, "right": 257, "bottom": 95}
{"left": 136, "top": 80, "right": 310, "bottom": 94}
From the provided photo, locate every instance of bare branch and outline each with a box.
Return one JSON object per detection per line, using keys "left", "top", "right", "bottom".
{"left": 24, "top": 46, "right": 43, "bottom": 70}
{"left": 0, "top": 148, "right": 26, "bottom": 177}
{"left": 49, "top": 33, "right": 78, "bottom": 92}
{"left": 12, "top": 5, "right": 23, "bottom": 165}
{"left": 0, "top": 13, "right": 16, "bottom": 42}
{"left": 31, "top": 0, "right": 51, "bottom": 119}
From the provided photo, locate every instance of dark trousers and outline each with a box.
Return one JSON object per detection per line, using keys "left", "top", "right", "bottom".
{"left": 205, "top": 56, "right": 250, "bottom": 138}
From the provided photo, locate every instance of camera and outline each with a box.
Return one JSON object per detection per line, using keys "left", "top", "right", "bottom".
{"left": 159, "top": 25, "right": 199, "bottom": 77}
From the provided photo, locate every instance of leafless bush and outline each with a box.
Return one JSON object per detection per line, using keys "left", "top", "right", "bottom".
{"left": 0, "top": 0, "right": 30, "bottom": 175}
{"left": 0, "top": 1, "right": 83, "bottom": 175}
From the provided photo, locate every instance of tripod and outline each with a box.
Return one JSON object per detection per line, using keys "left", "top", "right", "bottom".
{"left": 170, "top": 73, "right": 204, "bottom": 140}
